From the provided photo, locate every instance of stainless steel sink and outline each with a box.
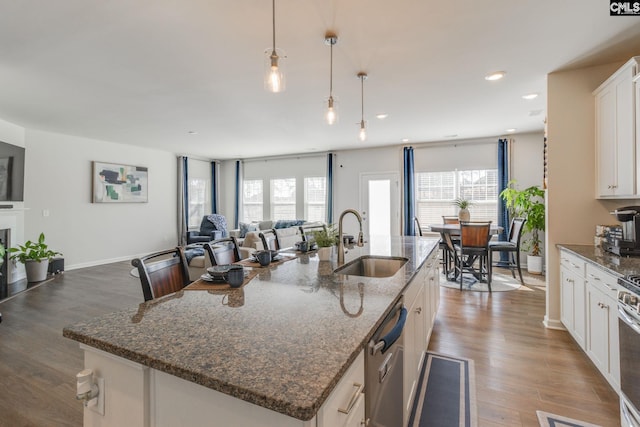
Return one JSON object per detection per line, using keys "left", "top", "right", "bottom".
{"left": 334, "top": 256, "right": 409, "bottom": 278}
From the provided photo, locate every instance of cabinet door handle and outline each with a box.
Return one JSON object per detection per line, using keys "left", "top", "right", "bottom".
{"left": 603, "top": 282, "right": 615, "bottom": 291}
{"left": 588, "top": 273, "right": 601, "bottom": 281}
{"left": 415, "top": 307, "right": 422, "bottom": 314}
{"left": 338, "top": 382, "right": 363, "bottom": 415}
{"left": 598, "top": 302, "right": 610, "bottom": 310}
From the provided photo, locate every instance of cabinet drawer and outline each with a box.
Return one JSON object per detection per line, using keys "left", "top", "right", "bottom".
{"left": 317, "top": 351, "right": 365, "bottom": 427}
{"left": 560, "top": 251, "right": 585, "bottom": 277}
{"left": 585, "top": 263, "right": 619, "bottom": 299}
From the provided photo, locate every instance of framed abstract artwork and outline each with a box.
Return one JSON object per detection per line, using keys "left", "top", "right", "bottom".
{"left": 92, "top": 161, "right": 148, "bottom": 203}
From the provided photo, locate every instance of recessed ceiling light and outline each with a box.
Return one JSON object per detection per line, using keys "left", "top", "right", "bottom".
{"left": 187, "top": 131, "right": 198, "bottom": 135}
{"left": 505, "top": 128, "right": 516, "bottom": 133}
{"left": 485, "top": 71, "right": 506, "bottom": 81}
{"left": 376, "top": 113, "right": 388, "bottom": 119}
{"left": 522, "top": 93, "right": 539, "bottom": 100}
{"left": 401, "top": 138, "right": 409, "bottom": 143}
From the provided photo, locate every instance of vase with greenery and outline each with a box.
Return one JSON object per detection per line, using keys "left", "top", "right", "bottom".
{"left": 312, "top": 225, "right": 337, "bottom": 261}
{"left": 499, "top": 180, "right": 545, "bottom": 274}
{"left": 9, "top": 233, "right": 62, "bottom": 282}
{"left": 452, "top": 197, "right": 473, "bottom": 221}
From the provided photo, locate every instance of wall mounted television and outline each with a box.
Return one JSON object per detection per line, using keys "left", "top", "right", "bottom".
{"left": 0, "top": 140, "right": 25, "bottom": 202}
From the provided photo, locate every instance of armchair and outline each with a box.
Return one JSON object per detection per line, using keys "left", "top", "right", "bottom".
{"left": 187, "top": 214, "right": 228, "bottom": 244}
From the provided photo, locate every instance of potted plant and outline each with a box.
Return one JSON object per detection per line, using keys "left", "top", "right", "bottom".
{"left": 500, "top": 181, "right": 545, "bottom": 274}
{"left": 453, "top": 197, "right": 473, "bottom": 222}
{"left": 312, "top": 225, "right": 338, "bottom": 261}
{"left": 9, "top": 233, "right": 62, "bottom": 282}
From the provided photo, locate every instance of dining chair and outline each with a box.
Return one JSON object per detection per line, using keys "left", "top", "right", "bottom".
{"left": 204, "top": 237, "right": 242, "bottom": 266}
{"left": 259, "top": 229, "right": 280, "bottom": 251}
{"left": 489, "top": 217, "right": 527, "bottom": 285}
{"left": 454, "top": 221, "right": 492, "bottom": 291}
{"left": 442, "top": 216, "right": 460, "bottom": 225}
{"left": 131, "top": 247, "right": 192, "bottom": 301}
{"left": 413, "top": 216, "right": 423, "bottom": 236}
{"left": 299, "top": 224, "right": 327, "bottom": 242}
{"left": 439, "top": 216, "right": 460, "bottom": 275}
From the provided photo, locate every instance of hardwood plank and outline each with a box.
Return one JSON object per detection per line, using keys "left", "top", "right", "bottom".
{"left": 429, "top": 270, "right": 620, "bottom": 427}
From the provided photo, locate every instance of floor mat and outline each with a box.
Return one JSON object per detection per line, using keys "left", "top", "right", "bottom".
{"left": 536, "top": 411, "right": 603, "bottom": 427}
{"left": 408, "top": 352, "right": 477, "bottom": 427}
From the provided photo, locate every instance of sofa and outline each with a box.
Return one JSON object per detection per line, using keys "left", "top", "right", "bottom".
{"left": 229, "top": 220, "right": 324, "bottom": 257}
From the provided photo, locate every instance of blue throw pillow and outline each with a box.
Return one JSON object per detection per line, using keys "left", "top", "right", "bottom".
{"left": 239, "top": 222, "right": 258, "bottom": 238}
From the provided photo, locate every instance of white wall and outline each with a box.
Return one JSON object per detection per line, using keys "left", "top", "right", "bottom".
{"left": 24, "top": 129, "right": 178, "bottom": 270}
{"left": 545, "top": 61, "right": 637, "bottom": 328}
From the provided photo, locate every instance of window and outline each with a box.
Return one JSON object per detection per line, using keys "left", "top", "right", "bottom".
{"left": 188, "top": 178, "right": 208, "bottom": 228}
{"left": 304, "top": 177, "right": 326, "bottom": 223}
{"left": 243, "top": 179, "right": 263, "bottom": 222}
{"left": 271, "top": 178, "right": 296, "bottom": 220}
{"left": 416, "top": 169, "right": 498, "bottom": 226}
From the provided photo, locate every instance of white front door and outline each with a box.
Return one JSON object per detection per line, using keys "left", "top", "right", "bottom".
{"left": 360, "top": 172, "right": 400, "bottom": 238}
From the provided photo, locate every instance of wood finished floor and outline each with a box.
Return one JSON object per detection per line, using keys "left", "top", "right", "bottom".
{"left": 429, "top": 270, "right": 620, "bottom": 427}
{"left": 0, "top": 263, "right": 620, "bottom": 427}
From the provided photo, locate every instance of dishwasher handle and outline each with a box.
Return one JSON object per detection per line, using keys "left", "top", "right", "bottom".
{"left": 373, "top": 306, "right": 407, "bottom": 355}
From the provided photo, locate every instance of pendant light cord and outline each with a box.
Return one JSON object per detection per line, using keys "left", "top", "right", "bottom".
{"left": 272, "top": 0, "right": 276, "bottom": 52}
{"left": 329, "top": 42, "right": 334, "bottom": 96}
{"left": 360, "top": 75, "right": 364, "bottom": 120}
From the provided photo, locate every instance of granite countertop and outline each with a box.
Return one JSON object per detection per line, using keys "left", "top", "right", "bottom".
{"left": 557, "top": 244, "right": 640, "bottom": 277}
{"left": 63, "top": 236, "right": 439, "bottom": 421}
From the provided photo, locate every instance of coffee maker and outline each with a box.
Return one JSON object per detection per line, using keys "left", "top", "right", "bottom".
{"left": 602, "top": 205, "right": 640, "bottom": 256}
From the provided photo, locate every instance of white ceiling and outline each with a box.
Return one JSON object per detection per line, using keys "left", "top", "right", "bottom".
{"left": 0, "top": 1, "right": 639, "bottom": 160}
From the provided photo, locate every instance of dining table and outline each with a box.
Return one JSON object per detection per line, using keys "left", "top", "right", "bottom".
{"left": 428, "top": 223, "right": 504, "bottom": 283}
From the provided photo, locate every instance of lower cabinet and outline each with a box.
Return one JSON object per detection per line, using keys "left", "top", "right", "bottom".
{"left": 316, "top": 351, "right": 366, "bottom": 427}
{"left": 585, "top": 265, "right": 620, "bottom": 392}
{"left": 560, "top": 262, "right": 586, "bottom": 348}
{"left": 403, "top": 248, "right": 439, "bottom": 426}
{"left": 558, "top": 249, "right": 620, "bottom": 393}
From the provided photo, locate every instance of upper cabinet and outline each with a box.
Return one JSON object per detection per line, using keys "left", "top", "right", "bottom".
{"left": 594, "top": 57, "right": 639, "bottom": 198}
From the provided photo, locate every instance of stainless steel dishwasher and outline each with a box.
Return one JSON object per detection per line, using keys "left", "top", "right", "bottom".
{"left": 365, "top": 300, "right": 408, "bottom": 427}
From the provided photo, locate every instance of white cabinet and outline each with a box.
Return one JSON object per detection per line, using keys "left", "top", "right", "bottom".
{"left": 585, "top": 264, "right": 620, "bottom": 392}
{"left": 402, "top": 249, "right": 439, "bottom": 426}
{"left": 316, "top": 351, "right": 366, "bottom": 427}
{"left": 560, "top": 250, "right": 586, "bottom": 348}
{"left": 594, "top": 57, "right": 639, "bottom": 198}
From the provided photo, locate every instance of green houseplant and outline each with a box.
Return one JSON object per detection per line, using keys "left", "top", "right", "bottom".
{"left": 312, "top": 225, "right": 337, "bottom": 261}
{"left": 500, "top": 181, "right": 545, "bottom": 274}
{"left": 9, "top": 233, "right": 62, "bottom": 282}
{"left": 452, "top": 197, "right": 473, "bottom": 221}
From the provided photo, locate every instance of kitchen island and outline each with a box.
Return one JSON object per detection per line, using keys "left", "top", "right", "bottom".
{"left": 63, "top": 236, "right": 440, "bottom": 427}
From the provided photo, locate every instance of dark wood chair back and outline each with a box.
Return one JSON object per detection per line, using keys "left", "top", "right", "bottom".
{"left": 459, "top": 221, "right": 492, "bottom": 249}
{"left": 259, "top": 229, "right": 280, "bottom": 251}
{"left": 442, "top": 216, "right": 460, "bottom": 225}
{"left": 204, "top": 237, "right": 242, "bottom": 265}
{"left": 131, "top": 247, "right": 191, "bottom": 302}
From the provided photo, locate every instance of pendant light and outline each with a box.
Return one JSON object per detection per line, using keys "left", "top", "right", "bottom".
{"left": 357, "top": 72, "right": 368, "bottom": 141}
{"left": 264, "top": 0, "right": 285, "bottom": 93}
{"left": 324, "top": 32, "right": 338, "bottom": 125}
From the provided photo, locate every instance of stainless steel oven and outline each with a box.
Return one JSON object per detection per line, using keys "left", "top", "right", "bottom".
{"left": 617, "top": 275, "right": 640, "bottom": 427}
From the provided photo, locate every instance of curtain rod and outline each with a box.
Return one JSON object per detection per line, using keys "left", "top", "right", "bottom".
{"left": 239, "top": 151, "right": 328, "bottom": 163}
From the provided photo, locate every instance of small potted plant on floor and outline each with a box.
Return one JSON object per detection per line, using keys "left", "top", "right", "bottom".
{"left": 9, "top": 233, "right": 62, "bottom": 282}
{"left": 500, "top": 181, "right": 545, "bottom": 274}
{"left": 453, "top": 197, "right": 473, "bottom": 221}
{"left": 312, "top": 225, "right": 338, "bottom": 261}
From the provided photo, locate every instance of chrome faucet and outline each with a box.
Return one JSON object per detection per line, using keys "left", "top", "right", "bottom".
{"left": 337, "top": 209, "right": 365, "bottom": 265}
